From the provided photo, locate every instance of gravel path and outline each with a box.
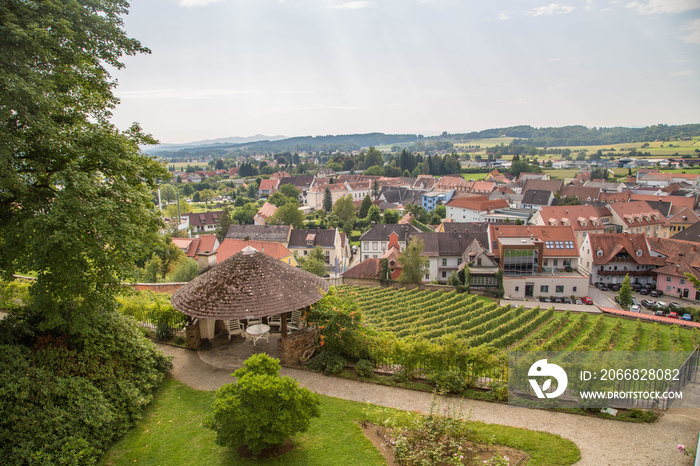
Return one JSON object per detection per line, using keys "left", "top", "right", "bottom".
{"left": 157, "top": 343, "right": 699, "bottom": 466}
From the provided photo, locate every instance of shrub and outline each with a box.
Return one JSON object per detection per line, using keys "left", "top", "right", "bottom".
{"left": 166, "top": 258, "right": 199, "bottom": 282}
{"left": 308, "top": 350, "right": 347, "bottom": 375}
{"left": 155, "top": 317, "right": 174, "bottom": 341}
{"left": 0, "top": 279, "right": 33, "bottom": 310}
{"left": 0, "top": 311, "right": 171, "bottom": 464}
{"left": 426, "top": 371, "right": 468, "bottom": 394}
{"left": 355, "top": 359, "right": 375, "bottom": 378}
{"left": 117, "top": 290, "right": 187, "bottom": 330}
{"left": 204, "top": 354, "right": 320, "bottom": 455}
{"left": 489, "top": 381, "right": 509, "bottom": 402}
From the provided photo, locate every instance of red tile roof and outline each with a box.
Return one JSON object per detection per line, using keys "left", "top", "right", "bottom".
{"left": 489, "top": 224, "right": 579, "bottom": 257}
{"left": 254, "top": 201, "right": 278, "bottom": 225}
{"left": 342, "top": 258, "right": 381, "bottom": 279}
{"left": 538, "top": 205, "right": 607, "bottom": 232}
{"left": 446, "top": 197, "right": 509, "bottom": 212}
{"left": 216, "top": 238, "right": 292, "bottom": 263}
{"left": 587, "top": 233, "right": 663, "bottom": 266}
{"left": 607, "top": 201, "right": 666, "bottom": 227}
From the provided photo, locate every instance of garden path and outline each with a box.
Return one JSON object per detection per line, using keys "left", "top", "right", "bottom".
{"left": 156, "top": 343, "right": 699, "bottom": 466}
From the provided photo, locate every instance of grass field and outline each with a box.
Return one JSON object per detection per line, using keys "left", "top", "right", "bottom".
{"left": 101, "top": 376, "right": 580, "bottom": 465}
{"left": 461, "top": 172, "right": 489, "bottom": 181}
{"left": 337, "top": 286, "right": 700, "bottom": 353}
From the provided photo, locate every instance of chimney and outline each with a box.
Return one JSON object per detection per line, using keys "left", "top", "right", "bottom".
{"left": 197, "top": 250, "right": 217, "bottom": 273}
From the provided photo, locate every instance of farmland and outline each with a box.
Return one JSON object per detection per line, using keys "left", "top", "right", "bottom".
{"left": 337, "top": 286, "right": 700, "bottom": 353}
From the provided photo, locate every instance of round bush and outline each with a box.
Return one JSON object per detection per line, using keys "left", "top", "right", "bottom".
{"left": 205, "top": 354, "right": 321, "bottom": 455}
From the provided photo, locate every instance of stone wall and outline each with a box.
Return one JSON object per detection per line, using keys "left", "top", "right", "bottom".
{"left": 277, "top": 327, "right": 318, "bottom": 366}
{"left": 131, "top": 282, "right": 187, "bottom": 294}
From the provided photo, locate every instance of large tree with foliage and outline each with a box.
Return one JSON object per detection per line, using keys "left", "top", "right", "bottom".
{"left": 358, "top": 194, "right": 373, "bottom": 218}
{"left": 323, "top": 187, "right": 333, "bottom": 212}
{"left": 0, "top": 0, "right": 168, "bottom": 333}
{"left": 269, "top": 203, "right": 304, "bottom": 229}
{"left": 398, "top": 238, "right": 429, "bottom": 285}
{"left": 617, "top": 274, "right": 634, "bottom": 309}
{"left": 296, "top": 246, "right": 327, "bottom": 277}
{"left": 332, "top": 194, "right": 356, "bottom": 233}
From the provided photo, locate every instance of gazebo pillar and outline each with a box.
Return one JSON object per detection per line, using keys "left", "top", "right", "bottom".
{"left": 281, "top": 313, "right": 288, "bottom": 338}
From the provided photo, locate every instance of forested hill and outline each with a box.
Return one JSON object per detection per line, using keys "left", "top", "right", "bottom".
{"left": 149, "top": 133, "right": 420, "bottom": 158}
{"left": 452, "top": 124, "right": 700, "bottom": 147}
{"left": 150, "top": 124, "right": 700, "bottom": 159}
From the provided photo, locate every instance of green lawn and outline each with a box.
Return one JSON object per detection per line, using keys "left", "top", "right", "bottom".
{"left": 100, "top": 377, "right": 385, "bottom": 466}
{"left": 101, "top": 376, "right": 581, "bottom": 466}
{"left": 461, "top": 172, "right": 489, "bottom": 181}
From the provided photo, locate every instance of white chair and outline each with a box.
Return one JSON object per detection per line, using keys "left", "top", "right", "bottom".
{"left": 246, "top": 317, "right": 263, "bottom": 326}
{"left": 226, "top": 319, "right": 245, "bottom": 340}
{"left": 287, "top": 309, "right": 304, "bottom": 331}
{"left": 267, "top": 314, "right": 282, "bottom": 331}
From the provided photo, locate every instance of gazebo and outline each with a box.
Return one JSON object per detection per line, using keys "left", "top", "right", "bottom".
{"left": 171, "top": 246, "right": 329, "bottom": 343}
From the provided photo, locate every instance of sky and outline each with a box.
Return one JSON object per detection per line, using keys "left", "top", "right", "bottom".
{"left": 109, "top": 0, "right": 700, "bottom": 144}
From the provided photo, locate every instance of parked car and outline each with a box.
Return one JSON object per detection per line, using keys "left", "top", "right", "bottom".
{"left": 581, "top": 297, "right": 594, "bottom": 305}
{"left": 639, "top": 288, "right": 650, "bottom": 295}
{"left": 669, "top": 302, "right": 683, "bottom": 311}
{"left": 552, "top": 297, "right": 563, "bottom": 303}
{"left": 561, "top": 297, "right": 572, "bottom": 304}
{"left": 650, "top": 290, "right": 664, "bottom": 297}
{"left": 682, "top": 314, "right": 693, "bottom": 321}
{"left": 668, "top": 312, "right": 679, "bottom": 319}
{"left": 631, "top": 298, "right": 641, "bottom": 306}
{"left": 641, "top": 299, "right": 655, "bottom": 309}
{"left": 539, "top": 296, "right": 551, "bottom": 303}
{"left": 629, "top": 305, "right": 641, "bottom": 313}
{"left": 609, "top": 283, "right": 621, "bottom": 291}
{"left": 655, "top": 301, "right": 668, "bottom": 310}
{"left": 654, "top": 310, "right": 665, "bottom": 316}
{"left": 631, "top": 283, "right": 643, "bottom": 291}
{"left": 595, "top": 282, "right": 607, "bottom": 291}
{"left": 575, "top": 299, "right": 583, "bottom": 305}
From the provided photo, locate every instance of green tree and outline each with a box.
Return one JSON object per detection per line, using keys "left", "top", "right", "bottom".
{"left": 0, "top": 0, "right": 168, "bottom": 332}
{"left": 332, "top": 195, "right": 356, "bottom": 233}
{"left": 215, "top": 206, "right": 234, "bottom": 243}
{"left": 296, "top": 246, "right": 327, "bottom": 277}
{"left": 434, "top": 205, "right": 447, "bottom": 219}
{"left": 269, "top": 203, "right": 304, "bottom": 229}
{"left": 398, "top": 238, "right": 429, "bottom": 285}
{"left": 558, "top": 196, "right": 582, "bottom": 206}
{"left": 166, "top": 258, "right": 199, "bottom": 282}
{"left": 323, "top": 188, "right": 333, "bottom": 213}
{"left": 358, "top": 195, "right": 373, "bottom": 219}
{"left": 204, "top": 354, "right": 320, "bottom": 455}
{"left": 182, "top": 183, "right": 195, "bottom": 197}
{"left": 372, "top": 179, "right": 380, "bottom": 199}
{"left": 367, "top": 205, "right": 382, "bottom": 224}
{"left": 278, "top": 183, "right": 300, "bottom": 200}
{"left": 160, "top": 184, "right": 177, "bottom": 204}
{"left": 383, "top": 209, "right": 400, "bottom": 224}
{"left": 618, "top": 274, "right": 634, "bottom": 309}
{"left": 268, "top": 191, "right": 296, "bottom": 208}
{"left": 232, "top": 202, "right": 258, "bottom": 225}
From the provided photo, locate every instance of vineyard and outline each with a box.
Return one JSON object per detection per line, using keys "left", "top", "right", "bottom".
{"left": 336, "top": 286, "right": 700, "bottom": 353}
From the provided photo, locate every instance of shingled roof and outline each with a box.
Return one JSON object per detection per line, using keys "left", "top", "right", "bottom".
{"left": 171, "top": 248, "right": 328, "bottom": 320}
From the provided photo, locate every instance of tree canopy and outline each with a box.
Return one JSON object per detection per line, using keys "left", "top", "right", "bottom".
{"left": 398, "top": 238, "right": 429, "bottom": 284}
{"left": 0, "top": 0, "right": 168, "bottom": 332}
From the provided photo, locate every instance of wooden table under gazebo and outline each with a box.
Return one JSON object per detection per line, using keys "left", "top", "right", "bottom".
{"left": 171, "top": 246, "right": 329, "bottom": 361}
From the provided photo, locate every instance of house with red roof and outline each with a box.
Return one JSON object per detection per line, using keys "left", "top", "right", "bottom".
{"left": 258, "top": 178, "right": 280, "bottom": 197}
{"left": 253, "top": 201, "right": 278, "bottom": 225}
{"left": 606, "top": 201, "right": 669, "bottom": 238}
{"left": 215, "top": 238, "right": 296, "bottom": 266}
{"left": 446, "top": 196, "right": 509, "bottom": 222}
{"left": 578, "top": 233, "right": 664, "bottom": 286}
{"left": 531, "top": 205, "right": 610, "bottom": 246}
{"left": 171, "top": 234, "right": 219, "bottom": 260}
{"left": 489, "top": 224, "right": 589, "bottom": 299}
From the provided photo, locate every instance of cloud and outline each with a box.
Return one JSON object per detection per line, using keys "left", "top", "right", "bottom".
{"left": 529, "top": 3, "right": 576, "bottom": 16}
{"left": 330, "top": 1, "right": 371, "bottom": 10}
{"left": 625, "top": 0, "right": 700, "bottom": 15}
{"left": 681, "top": 17, "right": 700, "bottom": 44}
{"left": 178, "top": 0, "right": 224, "bottom": 7}
{"left": 496, "top": 10, "right": 514, "bottom": 20}
{"left": 670, "top": 70, "right": 693, "bottom": 76}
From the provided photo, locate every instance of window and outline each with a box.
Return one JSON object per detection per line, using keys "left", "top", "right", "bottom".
{"left": 573, "top": 286, "right": 577, "bottom": 292}
{"left": 303, "top": 250, "right": 308, "bottom": 256}
{"left": 425, "top": 273, "right": 430, "bottom": 280}
{"left": 457, "top": 258, "right": 462, "bottom": 266}
{"left": 476, "top": 258, "right": 481, "bottom": 266}
{"left": 555, "top": 241, "right": 564, "bottom": 249}
{"left": 545, "top": 241, "right": 554, "bottom": 249}
{"left": 597, "top": 249, "right": 603, "bottom": 256}
{"left": 543, "top": 259, "right": 549, "bottom": 266}
{"left": 666, "top": 276, "right": 672, "bottom": 282}
{"left": 442, "top": 271, "right": 447, "bottom": 278}
{"left": 553, "top": 259, "right": 558, "bottom": 267}
{"left": 540, "top": 285, "right": 549, "bottom": 293}
{"left": 515, "top": 286, "right": 519, "bottom": 292}
{"left": 680, "top": 279, "right": 686, "bottom": 285}
{"left": 442, "top": 258, "right": 447, "bottom": 266}
{"left": 556, "top": 285, "right": 564, "bottom": 293}
{"left": 636, "top": 249, "right": 643, "bottom": 257}
{"left": 373, "top": 242, "right": 378, "bottom": 250}
{"left": 565, "top": 241, "right": 574, "bottom": 249}
{"left": 666, "top": 285, "right": 672, "bottom": 292}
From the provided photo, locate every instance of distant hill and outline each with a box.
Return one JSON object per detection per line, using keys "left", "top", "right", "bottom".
{"left": 145, "top": 134, "right": 287, "bottom": 153}
{"left": 151, "top": 132, "right": 421, "bottom": 159}
{"left": 451, "top": 124, "right": 700, "bottom": 147}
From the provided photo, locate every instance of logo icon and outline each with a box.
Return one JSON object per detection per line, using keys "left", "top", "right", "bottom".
{"left": 528, "top": 359, "right": 568, "bottom": 398}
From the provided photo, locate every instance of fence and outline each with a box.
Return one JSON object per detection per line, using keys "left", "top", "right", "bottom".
{"left": 664, "top": 345, "right": 700, "bottom": 410}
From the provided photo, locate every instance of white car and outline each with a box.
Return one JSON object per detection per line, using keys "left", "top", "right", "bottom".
{"left": 629, "top": 305, "right": 641, "bottom": 313}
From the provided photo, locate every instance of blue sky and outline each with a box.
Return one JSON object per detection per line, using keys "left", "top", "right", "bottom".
{"left": 110, "top": 0, "right": 700, "bottom": 144}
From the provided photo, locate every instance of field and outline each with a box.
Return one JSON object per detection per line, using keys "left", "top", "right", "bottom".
{"left": 337, "top": 286, "right": 700, "bottom": 353}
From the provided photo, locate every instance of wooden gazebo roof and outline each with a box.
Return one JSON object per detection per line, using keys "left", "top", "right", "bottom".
{"left": 171, "top": 247, "right": 329, "bottom": 320}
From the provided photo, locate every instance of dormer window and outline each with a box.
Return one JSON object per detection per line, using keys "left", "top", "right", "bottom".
{"left": 636, "top": 249, "right": 643, "bottom": 257}
{"left": 596, "top": 249, "right": 603, "bottom": 256}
